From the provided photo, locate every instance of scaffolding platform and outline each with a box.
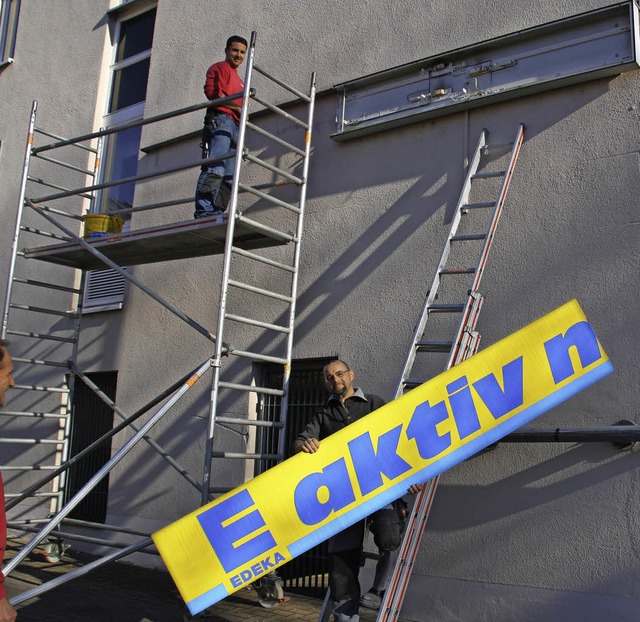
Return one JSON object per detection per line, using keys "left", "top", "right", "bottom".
{"left": 23, "top": 214, "right": 292, "bottom": 270}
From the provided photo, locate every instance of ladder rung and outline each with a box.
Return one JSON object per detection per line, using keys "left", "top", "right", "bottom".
{"left": 485, "top": 141, "right": 514, "bottom": 151}
{"left": 428, "top": 303, "right": 465, "bottom": 313}
{"left": 224, "top": 313, "right": 291, "bottom": 334}
{"left": 0, "top": 438, "right": 66, "bottom": 445}
{"left": 4, "top": 492, "right": 60, "bottom": 499}
{"left": 246, "top": 121, "right": 306, "bottom": 157}
{"left": 236, "top": 214, "right": 295, "bottom": 243}
{"left": 451, "top": 233, "right": 487, "bottom": 242}
{"left": 462, "top": 201, "right": 496, "bottom": 209}
{"left": 253, "top": 64, "right": 312, "bottom": 103}
{"left": 210, "top": 451, "right": 281, "bottom": 463}
{"left": 416, "top": 340, "right": 454, "bottom": 353}
{"left": 231, "top": 349, "right": 289, "bottom": 365}
{"left": 237, "top": 181, "right": 301, "bottom": 213}
{"left": 472, "top": 170, "right": 506, "bottom": 179}
{"left": 13, "top": 384, "right": 69, "bottom": 393}
{"left": 13, "top": 276, "right": 81, "bottom": 294}
{"left": 19, "top": 225, "right": 71, "bottom": 242}
{"left": 12, "top": 357, "right": 69, "bottom": 368}
{"left": 231, "top": 246, "right": 296, "bottom": 273}
{"left": 250, "top": 92, "right": 309, "bottom": 129}
{"left": 243, "top": 152, "right": 304, "bottom": 185}
{"left": 228, "top": 279, "right": 293, "bottom": 303}
{"left": 10, "top": 303, "right": 78, "bottom": 318}
{"left": 6, "top": 329, "right": 75, "bottom": 343}
{"left": 439, "top": 267, "right": 475, "bottom": 275}
{"left": 215, "top": 417, "right": 284, "bottom": 428}
{"left": 0, "top": 410, "right": 68, "bottom": 418}
{"left": 217, "top": 381, "right": 285, "bottom": 396}
{"left": 0, "top": 465, "right": 58, "bottom": 471}
{"left": 402, "top": 378, "right": 423, "bottom": 389}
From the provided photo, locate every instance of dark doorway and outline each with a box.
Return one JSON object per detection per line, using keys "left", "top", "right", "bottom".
{"left": 64, "top": 371, "right": 117, "bottom": 523}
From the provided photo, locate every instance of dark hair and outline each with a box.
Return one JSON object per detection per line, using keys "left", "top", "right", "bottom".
{"left": 0, "top": 339, "right": 8, "bottom": 363}
{"left": 226, "top": 35, "right": 248, "bottom": 50}
{"left": 323, "top": 359, "right": 350, "bottom": 373}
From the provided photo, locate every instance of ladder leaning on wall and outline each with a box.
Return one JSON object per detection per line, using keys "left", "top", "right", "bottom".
{"left": 376, "top": 124, "right": 525, "bottom": 622}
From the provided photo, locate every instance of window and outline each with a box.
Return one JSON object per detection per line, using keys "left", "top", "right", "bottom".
{"left": 0, "top": 0, "right": 20, "bottom": 65}
{"left": 83, "top": 6, "right": 156, "bottom": 312}
{"left": 100, "top": 7, "right": 156, "bottom": 217}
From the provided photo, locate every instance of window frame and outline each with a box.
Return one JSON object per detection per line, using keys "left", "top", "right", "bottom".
{"left": 0, "top": 0, "right": 21, "bottom": 66}
{"left": 82, "top": 4, "right": 156, "bottom": 314}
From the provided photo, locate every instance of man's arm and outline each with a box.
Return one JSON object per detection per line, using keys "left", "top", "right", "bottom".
{"left": 204, "top": 63, "right": 241, "bottom": 108}
{"left": 0, "top": 598, "right": 16, "bottom": 622}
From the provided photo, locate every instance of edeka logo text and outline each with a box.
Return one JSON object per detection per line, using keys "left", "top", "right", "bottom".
{"left": 197, "top": 489, "right": 288, "bottom": 587}
{"left": 293, "top": 320, "right": 602, "bottom": 526}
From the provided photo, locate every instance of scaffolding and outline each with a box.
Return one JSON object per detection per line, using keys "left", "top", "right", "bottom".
{"left": 1, "top": 32, "right": 316, "bottom": 604}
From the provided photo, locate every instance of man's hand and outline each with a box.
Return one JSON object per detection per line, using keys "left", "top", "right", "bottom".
{"left": 0, "top": 596, "right": 17, "bottom": 622}
{"left": 296, "top": 438, "right": 320, "bottom": 454}
{"left": 407, "top": 483, "right": 425, "bottom": 495}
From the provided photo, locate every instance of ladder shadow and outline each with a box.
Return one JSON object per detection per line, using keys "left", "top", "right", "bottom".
{"left": 429, "top": 443, "right": 640, "bottom": 531}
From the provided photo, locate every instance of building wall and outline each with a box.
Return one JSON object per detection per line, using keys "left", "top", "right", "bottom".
{"left": 1, "top": 1, "right": 640, "bottom": 620}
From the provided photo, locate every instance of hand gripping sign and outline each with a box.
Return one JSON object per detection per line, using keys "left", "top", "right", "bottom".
{"left": 153, "top": 300, "right": 613, "bottom": 615}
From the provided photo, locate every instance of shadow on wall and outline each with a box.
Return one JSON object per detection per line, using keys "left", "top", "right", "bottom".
{"left": 72, "top": 74, "right": 618, "bottom": 520}
{"left": 431, "top": 442, "right": 640, "bottom": 531}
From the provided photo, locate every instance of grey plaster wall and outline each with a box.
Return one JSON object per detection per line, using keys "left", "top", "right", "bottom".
{"left": 1, "top": 1, "right": 640, "bottom": 620}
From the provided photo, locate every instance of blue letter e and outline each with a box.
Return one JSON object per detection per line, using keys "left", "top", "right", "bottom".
{"left": 197, "top": 489, "right": 276, "bottom": 573}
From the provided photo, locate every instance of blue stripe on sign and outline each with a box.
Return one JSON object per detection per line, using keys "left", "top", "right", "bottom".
{"left": 187, "top": 583, "right": 229, "bottom": 615}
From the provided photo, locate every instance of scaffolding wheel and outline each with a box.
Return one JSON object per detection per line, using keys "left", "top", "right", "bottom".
{"left": 44, "top": 540, "right": 68, "bottom": 563}
{"left": 253, "top": 571, "right": 288, "bottom": 608}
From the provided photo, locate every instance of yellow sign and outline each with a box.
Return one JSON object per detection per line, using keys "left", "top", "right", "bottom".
{"left": 153, "top": 300, "right": 612, "bottom": 615}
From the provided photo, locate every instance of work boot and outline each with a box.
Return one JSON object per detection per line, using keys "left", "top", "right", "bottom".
{"left": 360, "top": 589, "right": 383, "bottom": 611}
{"left": 333, "top": 597, "right": 360, "bottom": 621}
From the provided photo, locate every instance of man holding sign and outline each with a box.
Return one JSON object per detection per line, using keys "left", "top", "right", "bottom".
{"left": 293, "top": 360, "right": 422, "bottom": 621}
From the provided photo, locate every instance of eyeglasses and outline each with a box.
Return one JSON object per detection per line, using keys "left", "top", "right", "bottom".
{"left": 324, "top": 369, "right": 350, "bottom": 382}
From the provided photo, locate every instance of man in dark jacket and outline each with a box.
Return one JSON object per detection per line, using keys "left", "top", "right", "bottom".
{"left": 293, "top": 360, "right": 420, "bottom": 621}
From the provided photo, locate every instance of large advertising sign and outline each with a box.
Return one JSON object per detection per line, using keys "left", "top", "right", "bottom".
{"left": 153, "top": 300, "right": 613, "bottom": 615}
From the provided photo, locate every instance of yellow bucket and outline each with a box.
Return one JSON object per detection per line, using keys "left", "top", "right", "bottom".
{"left": 82, "top": 214, "right": 124, "bottom": 239}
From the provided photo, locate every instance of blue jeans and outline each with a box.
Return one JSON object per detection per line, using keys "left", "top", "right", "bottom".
{"left": 194, "top": 113, "right": 238, "bottom": 217}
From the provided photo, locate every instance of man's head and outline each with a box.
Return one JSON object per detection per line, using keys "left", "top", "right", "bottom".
{"left": 0, "top": 339, "right": 15, "bottom": 407}
{"left": 323, "top": 359, "right": 355, "bottom": 401}
{"left": 225, "top": 36, "right": 248, "bottom": 69}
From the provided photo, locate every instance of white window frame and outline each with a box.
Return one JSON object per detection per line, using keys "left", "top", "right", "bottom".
{"left": 83, "top": 4, "right": 156, "bottom": 313}
{"left": 0, "top": 0, "right": 20, "bottom": 66}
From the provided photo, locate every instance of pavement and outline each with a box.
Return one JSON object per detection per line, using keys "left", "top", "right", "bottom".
{"left": 4, "top": 537, "right": 388, "bottom": 622}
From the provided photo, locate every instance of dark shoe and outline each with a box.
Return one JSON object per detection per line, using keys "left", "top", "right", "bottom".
{"left": 194, "top": 208, "right": 223, "bottom": 220}
{"left": 360, "top": 589, "right": 382, "bottom": 611}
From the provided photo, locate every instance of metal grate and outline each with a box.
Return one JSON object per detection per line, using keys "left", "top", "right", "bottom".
{"left": 258, "top": 357, "right": 335, "bottom": 594}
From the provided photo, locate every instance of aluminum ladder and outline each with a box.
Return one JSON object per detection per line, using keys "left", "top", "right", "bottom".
{"left": 0, "top": 102, "right": 101, "bottom": 523}
{"left": 377, "top": 124, "right": 525, "bottom": 622}
{"left": 200, "top": 32, "right": 317, "bottom": 503}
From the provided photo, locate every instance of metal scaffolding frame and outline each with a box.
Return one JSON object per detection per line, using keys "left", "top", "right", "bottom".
{"left": 1, "top": 31, "right": 316, "bottom": 606}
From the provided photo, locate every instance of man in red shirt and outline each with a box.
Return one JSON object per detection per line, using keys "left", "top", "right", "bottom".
{"left": 0, "top": 340, "right": 17, "bottom": 621}
{"left": 194, "top": 36, "right": 248, "bottom": 219}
